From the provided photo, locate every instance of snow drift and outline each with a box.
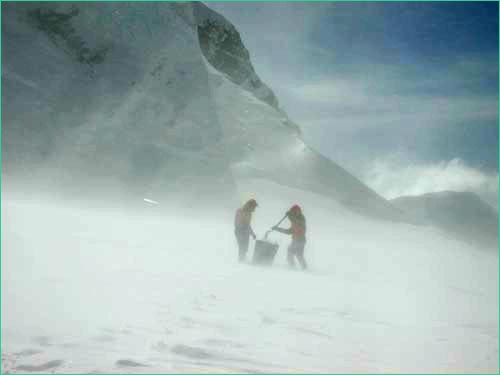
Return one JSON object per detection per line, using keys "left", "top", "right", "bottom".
{"left": 392, "top": 191, "right": 498, "bottom": 250}
{"left": 2, "top": 180, "right": 498, "bottom": 373}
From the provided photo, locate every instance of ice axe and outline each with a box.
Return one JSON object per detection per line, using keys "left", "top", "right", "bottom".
{"left": 269, "top": 214, "right": 288, "bottom": 232}
{"left": 262, "top": 214, "right": 288, "bottom": 240}
{"left": 274, "top": 214, "right": 288, "bottom": 227}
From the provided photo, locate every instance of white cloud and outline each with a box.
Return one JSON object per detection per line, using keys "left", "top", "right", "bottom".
{"left": 362, "top": 156, "right": 499, "bottom": 209}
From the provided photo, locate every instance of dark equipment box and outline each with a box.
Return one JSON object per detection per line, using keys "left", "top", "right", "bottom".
{"left": 253, "top": 239, "right": 279, "bottom": 266}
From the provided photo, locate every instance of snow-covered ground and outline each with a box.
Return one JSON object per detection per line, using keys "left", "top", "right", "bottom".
{"left": 2, "top": 179, "right": 498, "bottom": 373}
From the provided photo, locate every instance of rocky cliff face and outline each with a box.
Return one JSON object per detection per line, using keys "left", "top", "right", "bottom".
{"left": 192, "top": 2, "right": 280, "bottom": 110}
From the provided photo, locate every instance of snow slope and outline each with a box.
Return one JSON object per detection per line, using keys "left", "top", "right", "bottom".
{"left": 392, "top": 191, "right": 498, "bottom": 250}
{"left": 2, "top": 181, "right": 498, "bottom": 373}
{"left": 206, "top": 64, "right": 409, "bottom": 221}
{"left": 2, "top": 2, "right": 232, "bottom": 202}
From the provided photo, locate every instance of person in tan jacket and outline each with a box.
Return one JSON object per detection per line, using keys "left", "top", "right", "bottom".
{"left": 234, "top": 199, "right": 258, "bottom": 262}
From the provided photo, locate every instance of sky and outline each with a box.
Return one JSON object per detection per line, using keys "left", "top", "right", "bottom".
{"left": 209, "top": 2, "right": 499, "bottom": 208}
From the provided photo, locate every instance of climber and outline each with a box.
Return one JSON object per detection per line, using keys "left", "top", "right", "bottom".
{"left": 234, "top": 199, "right": 258, "bottom": 262}
{"left": 273, "top": 204, "right": 307, "bottom": 270}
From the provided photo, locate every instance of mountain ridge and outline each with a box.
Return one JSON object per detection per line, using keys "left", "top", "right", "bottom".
{"left": 2, "top": 2, "right": 412, "bottom": 221}
{"left": 391, "top": 190, "right": 498, "bottom": 249}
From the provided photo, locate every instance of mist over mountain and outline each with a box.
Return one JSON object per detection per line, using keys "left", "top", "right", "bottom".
{"left": 2, "top": 1, "right": 406, "bottom": 220}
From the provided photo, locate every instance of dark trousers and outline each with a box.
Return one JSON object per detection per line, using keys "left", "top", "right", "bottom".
{"left": 288, "top": 240, "right": 307, "bottom": 270}
{"left": 235, "top": 231, "right": 250, "bottom": 262}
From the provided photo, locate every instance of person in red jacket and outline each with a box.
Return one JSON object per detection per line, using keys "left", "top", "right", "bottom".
{"left": 234, "top": 199, "right": 258, "bottom": 262}
{"left": 273, "top": 204, "right": 307, "bottom": 270}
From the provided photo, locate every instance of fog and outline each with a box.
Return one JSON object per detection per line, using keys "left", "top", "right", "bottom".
{"left": 2, "top": 178, "right": 498, "bottom": 373}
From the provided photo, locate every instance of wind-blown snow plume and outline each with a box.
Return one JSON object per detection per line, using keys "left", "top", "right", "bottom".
{"left": 364, "top": 156, "right": 499, "bottom": 210}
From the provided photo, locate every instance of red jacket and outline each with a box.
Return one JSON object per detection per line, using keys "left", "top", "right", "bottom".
{"left": 291, "top": 218, "right": 306, "bottom": 241}
{"left": 276, "top": 215, "right": 306, "bottom": 241}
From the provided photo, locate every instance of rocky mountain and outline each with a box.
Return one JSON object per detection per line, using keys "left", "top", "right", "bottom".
{"left": 2, "top": 1, "right": 406, "bottom": 220}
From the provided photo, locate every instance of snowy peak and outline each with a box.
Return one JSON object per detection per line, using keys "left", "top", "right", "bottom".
{"left": 2, "top": 2, "right": 409, "bottom": 221}
{"left": 391, "top": 191, "right": 498, "bottom": 249}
